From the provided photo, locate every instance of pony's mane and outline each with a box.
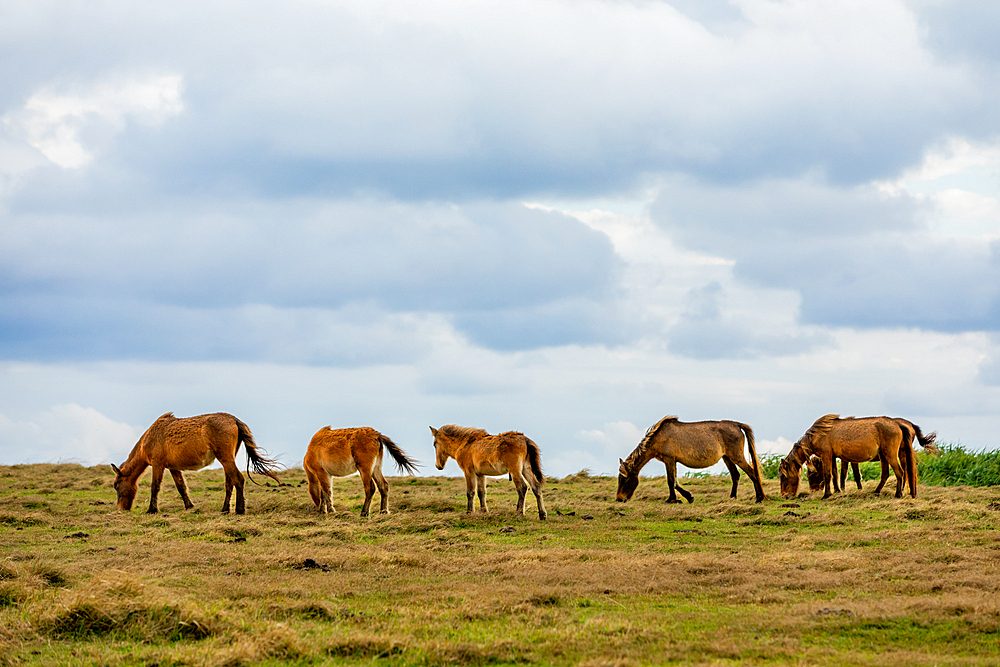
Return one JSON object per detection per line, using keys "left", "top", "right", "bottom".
{"left": 795, "top": 414, "right": 839, "bottom": 452}
{"left": 439, "top": 424, "right": 490, "bottom": 441}
{"left": 623, "top": 416, "right": 679, "bottom": 472}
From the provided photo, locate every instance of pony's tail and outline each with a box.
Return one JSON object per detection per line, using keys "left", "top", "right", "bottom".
{"left": 236, "top": 418, "right": 282, "bottom": 484}
{"left": 525, "top": 438, "right": 545, "bottom": 486}
{"left": 911, "top": 423, "right": 938, "bottom": 453}
{"left": 379, "top": 435, "right": 419, "bottom": 476}
{"left": 739, "top": 422, "right": 763, "bottom": 486}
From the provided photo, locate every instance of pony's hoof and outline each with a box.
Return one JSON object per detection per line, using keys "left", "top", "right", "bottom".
{"left": 539, "top": 513, "right": 547, "bottom": 520}
{"left": 666, "top": 498, "right": 681, "bottom": 504}
{"left": 146, "top": 509, "right": 158, "bottom": 515}
{"left": 380, "top": 510, "right": 390, "bottom": 515}
{"left": 685, "top": 497, "right": 695, "bottom": 504}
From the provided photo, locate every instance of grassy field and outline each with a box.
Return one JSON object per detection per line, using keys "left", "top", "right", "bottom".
{"left": 1, "top": 463, "right": 999, "bottom": 666}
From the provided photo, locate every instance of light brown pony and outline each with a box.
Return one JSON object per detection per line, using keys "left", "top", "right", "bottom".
{"left": 779, "top": 415, "right": 916, "bottom": 499}
{"left": 303, "top": 426, "right": 419, "bottom": 517}
{"left": 808, "top": 418, "right": 935, "bottom": 493}
{"left": 430, "top": 425, "right": 547, "bottom": 520}
{"left": 616, "top": 416, "right": 764, "bottom": 504}
{"left": 111, "top": 412, "right": 280, "bottom": 515}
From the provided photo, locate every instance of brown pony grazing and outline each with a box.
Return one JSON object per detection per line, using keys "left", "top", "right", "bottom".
{"left": 303, "top": 427, "right": 419, "bottom": 517}
{"left": 779, "top": 415, "right": 916, "bottom": 500}
{"left": 430, "top": 425, "right": 546, "bottom": 520}
{"left": 111, "top": 412, "right": 280, "bottom": 515}
{"left": 616, "top": 417, "right": 764, "bottom": 504}
{"left": 806, "top": 417, "right": 935, "bottom": 493}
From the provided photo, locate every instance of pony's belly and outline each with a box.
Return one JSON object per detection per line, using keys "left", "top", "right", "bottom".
{"left": 323, "top": 459, "right": 359, "bottom": 478}
{"left": 174, "top": 451, "right": 216, "bottom": 470}
{"left": 675, "top": 452, "right": 723, "bottom": 469}
{"left": 479, "top": 463, "right": 509, "bottom": 477}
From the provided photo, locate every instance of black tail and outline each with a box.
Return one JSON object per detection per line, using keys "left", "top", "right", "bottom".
{"left": 525, "top": 438, "right": 545, "bottom": 485}
{"left": 236, "top": 418, "right": 282, "bottom": 484}
{"left": 379, "top": 435, "right": 420, "bottom": 476}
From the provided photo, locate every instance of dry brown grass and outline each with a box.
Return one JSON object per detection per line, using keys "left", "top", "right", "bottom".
{"left": 0, "top": 464, "right": 998, "bottom": 665}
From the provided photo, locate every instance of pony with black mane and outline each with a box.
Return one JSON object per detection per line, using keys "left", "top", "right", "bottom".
{"left": 616, "top": 416, "right": 764, "bottom": 504}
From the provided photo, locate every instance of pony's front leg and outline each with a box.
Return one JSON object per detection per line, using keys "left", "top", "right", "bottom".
{"left": 464, "top": 473, "right": 476, "bottom": 513}
{"left": 359, "top": 469, "right": 377, "bottom": 517}
{"left": 821, "top": 454, "right": 835, "bottom": 498}
{"left": 147, "top": 465, "right": 165, "bottom": 514}
{"left": 169, "top": 469, "right": 194, "bottom": 509}
{"left": 664, "top": 461, "right": 681, "bottom": 503}
{"left": 477, "top": 475, "right": 488, "bottom": 513}
{"left": 319, "top": 474, "right": 334, "bottom": 514}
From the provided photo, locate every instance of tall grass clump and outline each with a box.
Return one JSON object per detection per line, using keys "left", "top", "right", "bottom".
{"left": 760, "top": 445, "right": 1000, "bottom": 486}
{"left": 917, "top": 444, "right": 1000, "bottom": 487}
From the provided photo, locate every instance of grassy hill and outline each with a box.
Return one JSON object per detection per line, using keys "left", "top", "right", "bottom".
{"left": 2, "top": 463, "right": 999, "bottom": 666}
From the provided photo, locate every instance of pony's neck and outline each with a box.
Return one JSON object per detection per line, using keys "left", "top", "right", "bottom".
{"left": 786, "top": 443, "right": 810, "bottom": 467}
{"left": 623, "top": 446, "right": 655, "bottom": 477}
{"left": 119, "top": 439, "right": 149, "bottom": 480}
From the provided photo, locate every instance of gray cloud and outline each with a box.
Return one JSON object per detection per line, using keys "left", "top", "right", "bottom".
{"left": 652, "top": 176, "right": 1000, "bottom": 333}
{"left": 0, "top": 200, "right": 622, "bottom": 361}
{"left": 667, "top": 282, "right": 832, "bottom": 359}
{"left": 2, "top": 0, "right": 992, "bottom": 202}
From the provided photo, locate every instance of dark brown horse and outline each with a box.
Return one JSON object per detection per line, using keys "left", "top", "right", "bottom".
{"left": 616, "top": 417, "right": 764, "bottom": 504}
{"left": 111, "top": 412, "right": 280, "bottom": 514}
{"left": 780, "top": 415, "right": 916, "bottom": 499}
{"left": 430, "top": 425, "right": 546, "bottom": 519}
{"left": 303, "top": 426, "right": 419, "bottom": 516}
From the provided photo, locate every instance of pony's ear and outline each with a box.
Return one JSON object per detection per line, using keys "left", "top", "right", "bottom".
{"left": 429, "top": 426, "right": 438, "bottom": 436}
{"left": 619, "top": 458, "right": 625, "bottom": 465}
{"left": 110, "top": 463, "right": 122, "bottom": 476}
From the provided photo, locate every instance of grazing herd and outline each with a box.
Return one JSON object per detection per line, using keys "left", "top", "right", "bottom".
{"left": 109, "top": 411, "right": 936, "bottom": 516}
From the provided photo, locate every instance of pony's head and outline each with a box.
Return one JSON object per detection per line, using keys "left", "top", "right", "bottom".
{"left": 616, "top": 459, "right": 639, "bottom": 502}
{"left": 778, "top": 457, "right": 801, "bottom": 498}
{"left": 805, "top": 456, "right": 825, "bottom": 491}
{"left": 110, "top": 463, "right": 136, "bottom": 510}
{"left": 429, "top": 427, "right": 449, "bottom": 470}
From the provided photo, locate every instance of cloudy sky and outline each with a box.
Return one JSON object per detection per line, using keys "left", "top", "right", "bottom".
{"left": 2, "top": 0, "right": 999, "bottom": 478}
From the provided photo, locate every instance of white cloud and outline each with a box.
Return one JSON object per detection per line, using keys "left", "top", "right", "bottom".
{"left": 2, "top": 74, "right": 183, "bottom": 168}
{"left": 0, "top": 404, "right": 136, "bottom": 465}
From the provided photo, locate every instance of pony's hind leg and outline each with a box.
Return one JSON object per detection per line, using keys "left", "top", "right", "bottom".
{"left": 220, "top": 460, "right": 246, "bottom": 514}
{"left": 722, "top": 456, "right": 740, "bottom": 498}
{"left": 476, "top": 475, "right": 488, "bottom": 513}
{"left": 730, "top": 454, "right": 765, "bottom": 503}
{"left": 373, "top": 467, "right": 390, "bottom": 514}
{"left": 169, "top": 469, "right": 194, "bottom": 509}
{"left": 147, "top": 465, "right": 165, "bottom": 514}
{"left": 522, "top": 462, "right": 547, "bottom": 520}
{"left": 358, "top": 468, "right": 377, "bottom": 517}
{"left": 873, "top": 457, "right": 890, "bottom": 495}
{"left": 510, "top": 467, "right": 528, "bottom": 516}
